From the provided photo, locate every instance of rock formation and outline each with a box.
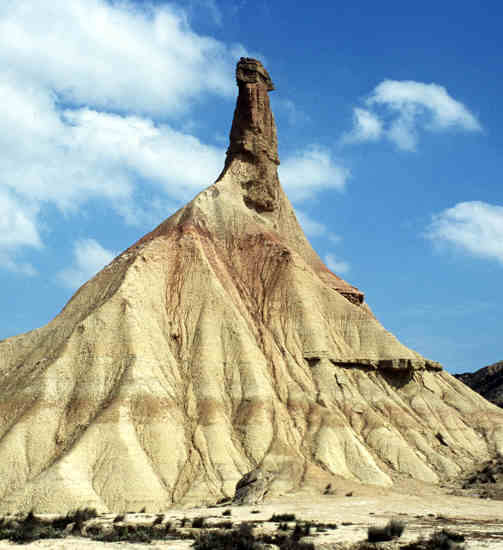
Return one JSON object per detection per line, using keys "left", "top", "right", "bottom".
{"left": 456, "top": 361, "right": 503, "bottom": 408}
{"left": 0, "top": 58, "right": 502, "bottom": 513}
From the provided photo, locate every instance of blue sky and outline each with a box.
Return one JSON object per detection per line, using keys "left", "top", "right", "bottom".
{"left": 1, "top": 0, "right": 502, "bottom": 374}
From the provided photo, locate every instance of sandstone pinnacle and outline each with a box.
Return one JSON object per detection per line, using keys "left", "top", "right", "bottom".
{"left": 0, "top": 59, "right": 502, "bottom": 513}
{"left": 220, "top": 57, "right": 280, "bottom": 213}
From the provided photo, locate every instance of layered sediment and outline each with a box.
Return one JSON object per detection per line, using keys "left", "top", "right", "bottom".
{"left": 0, "top": 58, "right": 502, "bottom": 512}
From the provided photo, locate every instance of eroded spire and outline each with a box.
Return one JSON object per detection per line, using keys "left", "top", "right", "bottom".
{"left": 227, "top": 57, "right": 279, "bottom": 165}
{"left": 219, "top": 58, "right": 280, "bottom": 212}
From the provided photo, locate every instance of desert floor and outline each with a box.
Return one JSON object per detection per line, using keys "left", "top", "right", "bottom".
{"left": 1, "top": 484, "right": 502, "bottom": 549}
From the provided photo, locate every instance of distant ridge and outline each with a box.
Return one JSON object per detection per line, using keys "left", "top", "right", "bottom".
{"left": 456, "top": 361, "right": 503, "bottom": 408}
{"left": 1, "top": 58, "right": 502, "bottom": 513}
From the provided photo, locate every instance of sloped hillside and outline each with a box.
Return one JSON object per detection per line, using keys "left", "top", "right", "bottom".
{"left": 1, "top": 58, "right": 502, "bottom": 513}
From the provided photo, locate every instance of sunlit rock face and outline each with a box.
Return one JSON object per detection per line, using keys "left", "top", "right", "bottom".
{"left": 1, "top": 58, "right": 502, "bottom": 513}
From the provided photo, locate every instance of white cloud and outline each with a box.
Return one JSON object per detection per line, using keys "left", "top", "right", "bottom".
{"left": 0, "top": 189, "right": 41, "bottom": 250}
{"left": 280, "top": 146, "right": 349, "bottom": 202}
{"left": 0, "top": 0, "right": 238, "bottom": 272}
{"left": 369, "top": 80, "right": 481, "bottom": 131}
{"left": 58, "top": 239, "right": 116, "bottom": 289}
{"left": 62, "top": 108, "right": 224, "bottom": 201}
{"left": 387, "top": 105, "right": 418, "bottom": 151}
{"left": 0, "top": 0, "right": 237, "bottom": 118}
{"left": 342, "top": 107, "right": 382, "bottom": 143}
{"left": 0, "top": 78, "right": 225, "bottom": 212}
{"left": 0, "top": 189, "right": 40, "bottom": 275}
{"left": 344, "top": 79, "right": 481, "bottom": 151}
{"left": 296, "top": 210, "right": 341, "bottom": 244}
{"left": 324, "top": 252, "right": 350, "bottom": 275}
{"left": 296, "top": 210, "right": 327, "bottom": 237}
{"left": 426, "top": 201, "right": 503, "bottom": 264}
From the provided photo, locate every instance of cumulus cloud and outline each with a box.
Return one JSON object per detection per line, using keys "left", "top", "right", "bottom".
{"left": 58, "top": 239, "right": 116, "bottom": 289}
{"left": 0, "top": 0, "right": 237, "bottom": 118}
{"left": 426, "top": 201, "right": 503, "bottom": 264}
{"left": 342, "top": 107, "right": 382, "bottom": 143}
{"left": 370, "top": 80, "right": 481, "bottom": 130}
{"left": 344, "top": 80, "right": 481, "bottom": 151}
{"left": 0, "top": 76, "right": 225, "bottom": 217}
{"left": 0, "top": 0, "right": 241, "bottom": 272}
{"left": 279, "top": 146, "right": 349, "bottom": 202}
{"left": 0, "top": 189, "right": 40, "bottom": 275}
{"left": 324, "top": 252, "right": 350, "bottom": 275}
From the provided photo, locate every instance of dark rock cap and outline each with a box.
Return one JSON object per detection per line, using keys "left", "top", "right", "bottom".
{"left": 236, "top": 57, "right": 275, "bottom": 91}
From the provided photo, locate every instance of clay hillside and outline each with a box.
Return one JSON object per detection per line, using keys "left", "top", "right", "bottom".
{"left": 456, "top": 361, "right": 503, "bottom": 408}
{"left": 1, "top": 58, "right": 502, "bottom": 514}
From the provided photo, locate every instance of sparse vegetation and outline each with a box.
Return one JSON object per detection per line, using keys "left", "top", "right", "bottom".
{"left": 0, "top": 508, "right": 101, "bottom": 543}
{"left": 270, "top": 513, "right": 296, "bottom": 522}
{"left": 367, "top": 519, "right": 406, "bottom": 542}
{"left": 213, "top": 520, "right": 234, "bottom": 529}
{"left": 90, "top": 524, "right": 152, "bottom": 543}
{"left": 192, "top": 516, "right": 207, "bottom": 528}
{"left": 194, "top": 521, "right": 315, "bottom": 550}
{"left": 0, "top": 511, "right": 63, "bottom": 543}
{"left": 312, "top": 521, "right": 338, "bottom": 531}
{"left": 193, "top": 522, "right": 257, "bottom": 550}
{"left": 89, "top": 519, "right": 178, "bottom": 543}
{"left": 293, "top": 522, "right": 312, "bottom": 538}
{"left": 0, "top": 507, "right": 470, "bottom": 550}
{"left": 402, "top": 529, "right": 466, "bottom": 550}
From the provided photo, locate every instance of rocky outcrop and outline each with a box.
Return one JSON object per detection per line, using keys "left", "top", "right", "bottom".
{"left": 0, "top": 59, "right": 502, "bottom": 513}
{"left": 219, "top": 57, "right": 363, "bottom": 304}
{"left": 456, "top": 361, "right": 503, "bottom": 408}
{"left": 219, "top": 57, "right": 280, "bottom": 215}
{"left": 233, "top": 469, "right": 274, "bottom": 505}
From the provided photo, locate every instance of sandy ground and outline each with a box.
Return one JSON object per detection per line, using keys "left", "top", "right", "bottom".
{"left": 0, "top": 488, "right": 502, "bottom": 549}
